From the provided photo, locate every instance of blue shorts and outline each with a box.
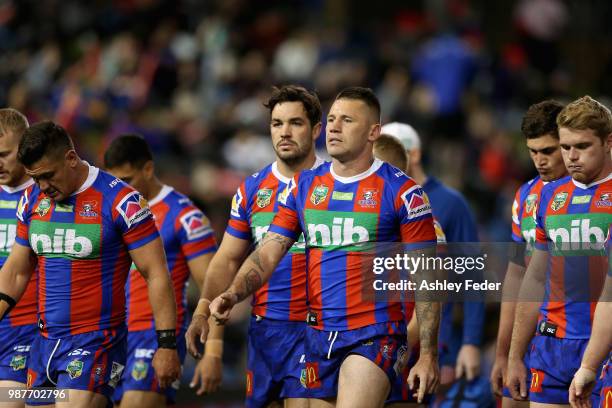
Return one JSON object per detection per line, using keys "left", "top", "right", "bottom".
{"left": 528, "top": 335, "right": 601, "bottom": 405}
{"left": 599, "top": 354, "right": 611, "bottom": 408}
{"left": 0, "top": 324, "right": 37, "bottom": 383}
{"left": 246, "top": 316, "right": 307, "bottom": 408}
{"left": 386, "top": 343, "right": 428, "bottom": 403}
{"left": 304, "top": 321, "right": 407, "bottom": 400}
{"left": 26, "top": 327, "right": 127, "bottom": 406}
{"left": 113, "top": 329, "right": 186, "bottom": 404}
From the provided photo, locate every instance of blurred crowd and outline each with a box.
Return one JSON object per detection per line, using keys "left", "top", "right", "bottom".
{"left": 1, "top": 0, "right": 611, "bottom": 403}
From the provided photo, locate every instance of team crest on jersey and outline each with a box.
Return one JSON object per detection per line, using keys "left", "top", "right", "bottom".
{"left": 551, "top": 192, "right": 568, "bottom": 211}
{"left": 358, "top": 189, "right": 378, "bottom": 208}
{"left": 256, "top": 188, "right": 273, "bottom": 208}
{"left": 79, "top": 200, "right": 98, "bottom": 217}
{"left": 116, "top": 192, "right": 151, "bottom": 227}
{"left": 131, "top": 359, "right": 148, "bottom": 381}
{"left": 35, "top": 197, "right": 51, "bottom": 217}
{"left": 403, "top": 188, "right": 432, "bottom": 219}
{"left": 596, "top": 192, "right": 612, "bottom": 208}
{"left": 10, "top": 354, "right": 26, "bottom": 371}
{"left": 16, "top": 191, "right": 28, "bottom": 222}
{"left": 310, "top": 185, "right": 329, "bottom": 205}
{"left": 66, "top": 359, "right": 83, "bottom": 379}
{"left": 231, "top": 188, "right": 243, "bottom": 217}
{"left": 525, "top": 194, "right": 538, "bottom": 215}
{"left": 180, "top": 209, "right": 211, "bottom": 240}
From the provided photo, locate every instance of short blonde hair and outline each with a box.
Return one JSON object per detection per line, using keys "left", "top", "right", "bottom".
{"left": 374, "top": 135, "right": 408, "bottom": 170}
{"left": 0, "top": 108, "right": 29, "bottom": 138}
{"left": 556, "top": 96, "right": 612, "bottom": 140}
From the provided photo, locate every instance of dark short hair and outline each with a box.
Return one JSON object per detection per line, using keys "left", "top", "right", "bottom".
{"left": 18, "top": 121, "right": 74, "bottom": 167}
{"left": 335, "top": 87, "right": 381, "bottom": 122}
{"left": 264, "top": 85, "right": 322, "bottom": 127}
{"left": 521, "top": 100, "right": 564, "bottom": 140}
{"left": 104, "top": 134, "right": 153, "bottom": 169}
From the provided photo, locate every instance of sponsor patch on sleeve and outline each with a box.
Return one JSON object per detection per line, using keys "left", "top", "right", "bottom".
{"left": 180, "top": 209, "right": 212, "bottom": 240}
{"left": 16, "top": 190, "right": 29, "bottom": 222}
{"left": 401, "top": 186, "right": 432, "bottom": 219}
{"left": 116, "top": 191, "right": 152, "bottom": 228}
{"left": 230, "top": 188, "right": 243, "bottom": 218}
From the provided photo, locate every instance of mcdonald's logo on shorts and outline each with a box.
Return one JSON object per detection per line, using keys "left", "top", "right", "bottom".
{"left": 602, "top": 386, "right": 612, "bottom": 408}
{"left": 26, "top": 369, "right": 37, "bottom": 389}
{"left": 305, "top": 362, "right": 321, "bottom": 389}
{"left": 530, "top": 368, "right": 545, "bottom": 393}
{"left": 246, "top": 370, "right": 253, "bottom": 397}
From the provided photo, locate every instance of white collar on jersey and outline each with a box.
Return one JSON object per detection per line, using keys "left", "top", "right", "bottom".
{"left": 271, "top": 155, "right": 325, "bottom": 184}
{"left": 330, "top": 158, "right": 384, "bottom": 184}
{"left": 1, "top": 178, "right": 34, "bottom": 194}
{"left": 72, "top": 162, "right": 99, "bottom": 196}
{"left": 148, "top": 185, "right": 173, "bottom": 206}
{"left": 572, "top": 171, "right": 612, "bottom": 190}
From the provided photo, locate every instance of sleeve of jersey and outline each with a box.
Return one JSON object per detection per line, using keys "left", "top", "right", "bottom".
{"left": 511, "top": 187, "right": 523, "bottom": 242}
{"left": 396, "top": 183, "right": 437, "bottom": 250}
{"left": 176, "top": 206, "right": 217, "bottom": 260}
{"left": 15, "top": 187, "right": 32, "bottom": 247}
{"left": 267, "top": 176, "right": 301, "bottom": 240}
{"left": 113, "top": 188, "right": 160, "bottom": 251}
{"left": 533, "top": 190, "right": 549, "bottom": 251}
{"left": 225, "top": 183, "right": 251, "bottom": 241}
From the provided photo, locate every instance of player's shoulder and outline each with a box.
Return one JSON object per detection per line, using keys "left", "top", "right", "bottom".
{"left": 293, "top": 160, "right": 331, "bottom": 186}
{"left": 540, "top": 175, "right": 572, "bottom": 198}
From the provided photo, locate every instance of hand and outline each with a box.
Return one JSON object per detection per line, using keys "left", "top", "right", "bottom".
{"left": 456, "top": 344, "right": 481, "bottom": 381}
{"left": 505, "top": 357, "right": 528, "bottom": 400}
{"left": 569, "top": 367, "right": 597, "bottom": 408}
{"left": 490, "top": 355, "right": 508, "bottom": 397}
{"left": 152, "top": 348, "right": 181, "bottom": 389}
{"left": 190, "top": 354, "right": 223, "bottom": 395}
{"left": 186, "top": 314, "right": 209, "bottom": 358}
{"left": 407, "top": 353, "right": 439, "bottom": 403}
{"left": 210, "top": 292, "right": 238, "bottom": 324}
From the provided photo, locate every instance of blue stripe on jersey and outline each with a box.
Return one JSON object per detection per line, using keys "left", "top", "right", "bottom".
{"left": 319, "top": 250, "right": 348, "bottom": 331}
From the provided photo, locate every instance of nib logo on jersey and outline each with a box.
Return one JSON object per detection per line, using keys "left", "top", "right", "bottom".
{"left": 0, "top": 220, "right": 17, "bottom": 257}
{"left": 29, "top": 221, "right": 101, "bottom": 259}
{"left": 547, "top": 214, "right": 609, "bottom": 253}
{"left": 305, "top": 210, "right": 377, "bottom": 250}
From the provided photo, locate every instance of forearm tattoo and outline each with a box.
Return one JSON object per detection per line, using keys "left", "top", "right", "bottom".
{"left": 415, "top": 301, "right": 440, "bottom": 355}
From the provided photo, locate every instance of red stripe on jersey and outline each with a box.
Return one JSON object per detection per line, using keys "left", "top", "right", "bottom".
{"left": 88, "top": 330, "right": 111, "bottom": 391}
{"left": 127, "top": 268, "right": 151, "bottom": 331}
{"left": 70, "top": 193, "right": 104, "bottom": 335}
{"left": 308, "top": 249, "right": 324, "bottom": 323}
{"left": 252, "top": 283, "right": 270, "bottom": 317}
{"left": 10, "top": 273, "right": 37, "bottom": 326}
{"left": 589, "top": 254, "right": 606, "bottom": 321}
{"left": 346, "top": 252, "right": 376, "bottom": 330}
{"left": 511, "top": 187, "right": 522, "bottom": 239}
{"left": 546, "top": 256, "right": 566, "bottom": 338}
{"left": 38, "top": 257, "right": 47, "bottom": 338}
{"left": 249, "top": 172, "right": 279, "bottom": 214}
{"left": 288, "top": 253, "right": 307, "bottom": 321}
{"left": 171, "top": 252, "right": 190, "bottom": 330}
{"left": 536, "top": 182, "right": 576, "bottom": 243}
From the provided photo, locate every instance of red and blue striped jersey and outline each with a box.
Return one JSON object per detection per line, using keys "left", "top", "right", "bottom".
{"left": 126, "top": 185, "right": 217, "bottom": 332}
{"left": 0, "top": 180, "right": 37, "bottom": 328}
{"left": 512, "top": 176, "right": 545, "bottom": 246}
{"left": 269, "top": 159, "right": 437, "bottom": 330}
{"left": 534, "top": 174, "right": 612, "bottom": 339}
{"left": 226, "top": 158, "right": 324, "bottom": 321}
{"left": 14, "top": 165, "right": 159, "bottom": 339}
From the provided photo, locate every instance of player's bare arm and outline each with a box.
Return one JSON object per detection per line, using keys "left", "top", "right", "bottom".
{"left": 506, "top": 247, "right": 547, "bottom": 400}
{"left": 130, "top": 236, "right": 181, "bottom": 388}
{"left": 0, "top": 243, "right": 36, "bottom": 319}
{"left": 491, "top": 260, "right": 527, "bottom": 396}
{"left": 209, "top": 232, "right": 295, "bottom": 323}
{"left": 569, "top": 275, "right": 612, "bottom": 408}
{"left": 186, "top": 233, "right": 250, "bottom": 358}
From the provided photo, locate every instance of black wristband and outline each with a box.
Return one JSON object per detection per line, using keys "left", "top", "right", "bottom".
{"left": 156, "top": 329, "right": 177, "bottom": 349}
{"left": 0, "top": 292, "right": 16, "bottom": 320}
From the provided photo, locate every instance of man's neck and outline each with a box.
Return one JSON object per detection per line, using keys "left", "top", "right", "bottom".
{"left": 331, "top": 148, "right": 376, "bottom": 178}
{"left": 275, "top": 152, "right": 317, "bottom": 179}
{"left": 73, "top": 160, "right": 91, "bottom": 192}
{"left": 143, "top": 178, "right": 164, "bottom": 201}
{"left": 409, "top": 165, "right": 428, "bottom": 186}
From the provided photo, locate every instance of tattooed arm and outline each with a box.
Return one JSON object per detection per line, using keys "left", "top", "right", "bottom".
{"left": 209, "top": 232, "right": 295, "bottom": 322}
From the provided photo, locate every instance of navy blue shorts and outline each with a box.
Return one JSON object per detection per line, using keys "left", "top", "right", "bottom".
{"left": 246, "top": 316, "right": 307, "bottom": 408}
{"left": 26, "top": 327, "right": 127, "bottom": 406}
{"left": 304, "top": 321, "right": 407, "bottom": 400}
{"left": 0, "top": 324, "right": 37, "bottom": 383}
{"left": 113, "top": 328, "right": 186, "bottom": 404}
